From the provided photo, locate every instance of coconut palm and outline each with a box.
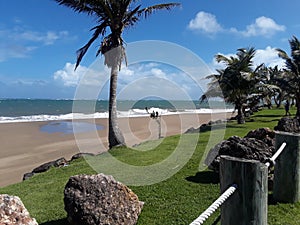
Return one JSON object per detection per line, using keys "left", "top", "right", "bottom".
{"left": 277, "top": 36, "right": 300, "bottom": 117}
{"left": 54, "top": 0, "right": 180, "bottom": 148}
{"left": 265, "top": 66, "right": 290, "bottom": 108}
{"left": 200, "top": 47, "right": 258, "bottom": 124}
{"left": 250, "top": 65, "right": 283, "bottom": 109}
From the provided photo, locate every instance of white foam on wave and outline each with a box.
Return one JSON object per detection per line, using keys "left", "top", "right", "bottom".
{"left": 0, "top": 107, "right": 234, "bottom": 123}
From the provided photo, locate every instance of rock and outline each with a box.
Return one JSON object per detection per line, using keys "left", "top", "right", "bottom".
{"left": 204, "top": 140, "right": 227, "bottom": 169}
{"left": 245, "top": 127, "right": 275, "bottom": 147}
{"left": 70, "top": 153, "right": 95, "bottom": 161}
{"left": 24, "top": 157, "right": 68, "bottom": 181}
{"left": 53, "top": 157, "right": 68, "bottom": 167}
{"left": 0, "top": 194, "right": 38, "bottom": 225}
{"left": 274, "top": 117, "right": 300, "bottom": 133}
{"left": 184, "top": 127, "right": 200, "bottom": 134}
{"left": 32, "top": 161, "right": 54, "bottom": 173}
{"left": 185, "top": 119, "right": 228, "bottom": 134}
{"left": 23, "top": 172, "right": 35, "bottom": 181}
{"left": 32, "top": 157, "right": 68, "bottom": 173}
{"left": 200, "top": 123, "right": 211, "bottom": 132}
{"left": 64, "top": 174, "right": 143, "bottom": 225}
{"left": 206, "top": 135, "right": 274, "bottom": 172}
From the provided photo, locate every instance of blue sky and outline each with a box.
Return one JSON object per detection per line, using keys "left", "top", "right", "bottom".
{"left": 0, "top": 0, "right": 299, "bottom": 99}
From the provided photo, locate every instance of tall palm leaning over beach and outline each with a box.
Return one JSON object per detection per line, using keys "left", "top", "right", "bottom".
{"left": 277, "top": 36, "right": 300, "bottom": 117}
{"left": 54, "top": 0, "right": 180, "bottom": 148}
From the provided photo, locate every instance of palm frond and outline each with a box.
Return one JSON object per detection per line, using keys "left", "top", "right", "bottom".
{"left": 265, "top": 84, "right": 281, "bottom": 91}
{"left": 215, "top": 54, "right": 231, "bottom": 64}
{"left": 199, "top": 87, "right": 223, "bottom": 103}
{"left": 96, "top": 0, "right": 114, "bottom": 20}
{"left": 55, "top": 0, "right": 179, "bottom": 70}
{"left": 205, "top": 74, "right": 220, "bottom": 80}
{"left": 123, "top": 5, "right": 141, "bottom": 27}
{"left": 75, "top": 21, "right": 108, "bottom": 69}
{"left": 137, "top": 3, "right": 180, "bottom": 18}
{"left": 253, "top": 63, "right": 264, "bottom": 73}
{"left": 277, "top": 48, "right": 290, "bottom": 60}
{"left": 54, "top": 0, "right": 94, "bottom": 15}
{"left": 289, "top": 36, "right": 300, "bottom": 52}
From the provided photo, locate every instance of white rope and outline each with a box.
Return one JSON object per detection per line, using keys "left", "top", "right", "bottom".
{"left": 190, "top": 142, "right": 286, "bottom": 225}
{"left": 189, "top": 184, "right": 237, "bottom": 225}
{"left": 265, "top": 142, "right": 286, "bottom": 167}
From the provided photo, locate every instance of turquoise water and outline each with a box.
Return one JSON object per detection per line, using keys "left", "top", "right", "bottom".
{"left": 0, "top": 99, "right": 229, "bottom": 117}
{"left": 0, "top": 98, "right": 232, "bottom": 133}
{"left": 0, "top": 99, "right": 232, "bottom": 123}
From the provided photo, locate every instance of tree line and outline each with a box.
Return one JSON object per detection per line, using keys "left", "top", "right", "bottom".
{"left": 200, "top": 36, "right": 300, "bottom": 124}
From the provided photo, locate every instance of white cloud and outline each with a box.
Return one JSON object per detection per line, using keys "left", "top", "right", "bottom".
{"left": 12, "top": 79, "right": 48, "bottom": 86}
{"left": 0, "top": 25, "right": 71, "bottom": 61}
{"left": 53, "top": 61, "right": 210, "bottom": 99}
{"left": 18, "top": 30, "right": 69, "bottom": 45}
{"left": 119, "top": 66, "right": 134, "bottom": 77}
{"left": 118, "top": 77, "right": 194, "bottom": 100}
{"left": 210, "top": 47, "right": 285, "bottom": 71}
{"left": 188, "top": 11, "right": 223, "bottom": 34}
{"left": 117, "top": 62, "right": 201, "bottom": 100}
{"left": 188, "top": 12, "right": 285, "bottom": 38}
{"left": 241, "top": 16, "right": 285, "bottom": 37}
{"left": 0, "top": 44, "right": 36, "bottom": 62}
{"left": 254, "top": 46, "right": 285, "bottom": 68}
{"left": 150, "top": 68, "right": 166, "bottom": 78}
{"left": 54, "top": 63, "right": 87, "bottom": 87}
{"left": 54, "top": 62, "right": 111, "bottom": 88}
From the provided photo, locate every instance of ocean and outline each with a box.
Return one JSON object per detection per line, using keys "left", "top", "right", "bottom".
{"left": 0, "top": 99, "right": 233, "bottom": 123}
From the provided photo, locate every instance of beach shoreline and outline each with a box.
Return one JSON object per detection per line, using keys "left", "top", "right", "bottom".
{"left": 0, "top": 112, "right": 233, "bottom": 187}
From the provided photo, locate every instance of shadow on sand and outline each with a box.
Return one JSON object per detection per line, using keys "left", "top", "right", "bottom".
{"left": 186, "top": 171, "right": 219, "bottom": 184}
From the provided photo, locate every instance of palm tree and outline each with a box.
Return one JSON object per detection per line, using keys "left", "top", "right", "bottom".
{"left": 262, "top": 65, "right": 295, "bottom": 108}
{"left": 277, "top": 36, "right": 300, "bottom": 117}
{"left": 200, "top": 47, "right": 258, "bottom": 124}
{"left": 266, "top": 66, "right": 284, "bottom": 108}
{"left": 54, "top": 0, "right": 180, "bottom": 148}
{"left": 251, "top": 65, "right": 282, "bottom": 109}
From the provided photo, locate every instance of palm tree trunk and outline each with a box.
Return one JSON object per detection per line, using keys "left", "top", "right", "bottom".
{"left": 275, "top": 93, "right": 283, "bottom": 108}
{"left": 108, "top": 65, "right": 126, "bottom": 148}
{"left": 236, "top": 104, "right": 245, "bottom": 124}
{"left": 274, "top": 96, "right": 281, "bottom": 108}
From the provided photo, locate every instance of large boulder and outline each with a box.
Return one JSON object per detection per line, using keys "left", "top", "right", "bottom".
{"left": 0, "top": 194, "right": 38, "bottom": 225}
{"left": 64, "top": 174, "right": 143, "bottom": 225}
{"left": 206, "top": 128, "right": 275, "bottom": 172}
{"left": 274, "top": 117, "right": 300, "bottom": 133}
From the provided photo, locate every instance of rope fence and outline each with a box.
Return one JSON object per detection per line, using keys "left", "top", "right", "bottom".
{"left": 190, "top": 184, "right": 237, "bottom": 225}
{"left": 265, "top": 142, "right": 286, "bottom": 167}
{"left": 189, "top": 142, "right": 287, "bottom": 225}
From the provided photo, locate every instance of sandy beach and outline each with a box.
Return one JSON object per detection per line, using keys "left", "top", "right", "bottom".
{"left": 0, "top": 112, "right": 232, "bottom": 187}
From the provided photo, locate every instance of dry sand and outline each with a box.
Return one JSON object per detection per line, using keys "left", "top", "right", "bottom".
{"left": 0, "top": 112, "right": 232, "bottom": 187}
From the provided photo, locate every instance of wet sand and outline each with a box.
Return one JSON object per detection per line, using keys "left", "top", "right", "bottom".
{"left": 0, "top": 112, "right": 232, "bottom": 187}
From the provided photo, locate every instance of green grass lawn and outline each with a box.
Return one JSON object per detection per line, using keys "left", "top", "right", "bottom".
{"left": 1, "top": 107, "right": 300, "bottom": 225}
